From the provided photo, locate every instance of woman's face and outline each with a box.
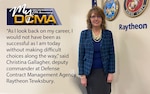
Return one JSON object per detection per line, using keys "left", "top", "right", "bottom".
{"left": 90, "top": 12, "right": 102, "bottom": 28}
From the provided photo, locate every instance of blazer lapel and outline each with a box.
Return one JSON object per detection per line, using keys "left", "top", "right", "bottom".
{"left": 87, "top": 30, "right": 94, "bottom": 49}
{"left": 101, "top": 30, "right": 105, "bottom": 46}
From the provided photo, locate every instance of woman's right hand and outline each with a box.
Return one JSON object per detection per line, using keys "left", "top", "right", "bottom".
{"left": 80, "top": 75, "right": 87, "bottom": 87}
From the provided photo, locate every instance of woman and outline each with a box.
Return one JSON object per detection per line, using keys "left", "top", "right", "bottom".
{"left": 78, "top": 6, "right": 115, "bottom": 94}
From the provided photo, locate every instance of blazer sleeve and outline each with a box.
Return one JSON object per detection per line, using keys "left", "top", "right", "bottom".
{"left": 78, "top": 31, "right": 85, "bottom": 75}
{"left": 108, "top": 31, "right": 115, "bottom": 73}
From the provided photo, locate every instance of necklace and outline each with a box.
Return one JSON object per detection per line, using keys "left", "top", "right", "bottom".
{"left": 92, "top": 30, "right": 102, "bottom": 42}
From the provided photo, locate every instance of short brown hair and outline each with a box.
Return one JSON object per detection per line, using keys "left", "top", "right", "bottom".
{"left": 87, "top": 6, "right": 106, "bottom": 30}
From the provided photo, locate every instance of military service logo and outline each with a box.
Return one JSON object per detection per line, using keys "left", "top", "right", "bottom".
{"left": 103, "top": 0, "right": 119, "bottom": 21}
{"left": 124, "top": 0, "right": 149, "bottom": 17}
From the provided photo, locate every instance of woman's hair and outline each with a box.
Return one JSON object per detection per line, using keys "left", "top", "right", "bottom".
{"left": 87, "top": 6, "right": 106, "bottom": 30}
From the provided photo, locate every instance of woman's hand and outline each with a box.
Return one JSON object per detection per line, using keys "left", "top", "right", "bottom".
{"left": 80, "top": 75, "right": 87, "bottom": 87}
{"left": 107, "top": 73, "right": 113, "bottom": 83}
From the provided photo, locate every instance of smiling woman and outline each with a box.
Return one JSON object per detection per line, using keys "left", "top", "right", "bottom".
{"left": 78, "top": 6, "right": 115, "bottom": 94}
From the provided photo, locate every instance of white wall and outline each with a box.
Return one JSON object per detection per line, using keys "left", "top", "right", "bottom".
{"left": 0, "top": 0, "right": 150, "bottom": 94}
{"left": 105, "top": 1, "right": 150, "bottom": 94}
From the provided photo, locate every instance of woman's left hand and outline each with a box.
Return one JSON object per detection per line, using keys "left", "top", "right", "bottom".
{"left": 107, "top": 73, "right": 113, "bottom": 83}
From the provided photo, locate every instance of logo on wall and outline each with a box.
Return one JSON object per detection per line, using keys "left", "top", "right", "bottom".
{"left": 103, "top": 0, "right": 119, "bottom": 21}
{"left": 7, "top": 4, "right": 61, "bottom": 25}
{"left": 124, "top": 0, "right": 149, "bottom": 17}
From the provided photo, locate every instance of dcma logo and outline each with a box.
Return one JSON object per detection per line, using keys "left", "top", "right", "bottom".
{"left": 7, "top": 4, "right": 61, "bottom": 25}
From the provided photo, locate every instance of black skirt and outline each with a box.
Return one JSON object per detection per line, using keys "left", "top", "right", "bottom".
{"left": 86, "top": 69, "right": 111, "bottom": 94}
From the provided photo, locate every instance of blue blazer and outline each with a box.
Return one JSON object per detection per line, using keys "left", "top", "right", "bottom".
{"left": 78, "top": 29, "right": 115, "bottom": 75}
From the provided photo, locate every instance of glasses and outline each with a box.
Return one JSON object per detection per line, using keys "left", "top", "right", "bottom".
{"left": 90, "top": 16, "right": 101, "bottom": 19}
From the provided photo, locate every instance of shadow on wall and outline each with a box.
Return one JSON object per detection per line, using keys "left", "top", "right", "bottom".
{"left": 117, "top": 33, "right": 133, "bottom": 94}
{"left": 116, "top": 33, "right": 145, "bottom": 94}
{"left": 71, "top": 76, "right": 87, "bottom": 94}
